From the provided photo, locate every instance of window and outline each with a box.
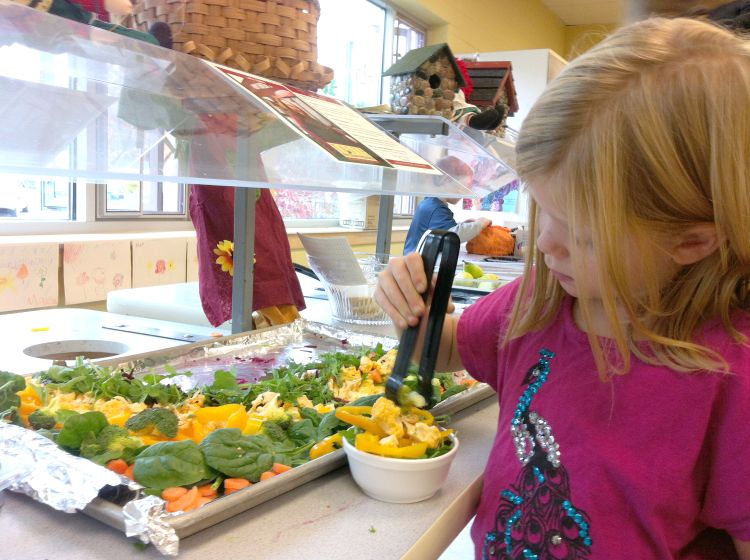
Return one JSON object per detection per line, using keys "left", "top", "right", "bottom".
{"left": 1, "top": 45, "right": 187, "bottom": 224}
{"left": 389, "top": 14, "right": 425, "bottom": 218}
{"left": 392, "top": 14, "right": 426, "bottom": 67}
{"left": 1, "top": 47, "right": 76, "bottom": 221}
{"left": 96, "top": 131, "right": 187, "bottom": 219}
{"left": 95, "top": 88, "right": 187, "bottom": 219}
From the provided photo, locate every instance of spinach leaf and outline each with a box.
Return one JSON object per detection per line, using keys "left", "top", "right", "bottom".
{"left": 317, "top": 409, "right": 344, "bottom": 440}
{"left": 261, "top": 421, "right": 288, "bottom": 444}
{"left": 299, "top": 407, "right": 323, "bottom": 427}
{"left": 0, "top": 371, "right": 26, "bottom": 421}
{"left": 439, "top": 384, "right": 467, "bottom": 402}
{"left": 200, "top": 428, "right": 274, "bottom": 481}
{"left": 287, "top": 419, "right": 317, "bottom": 446}
{"left": 57, "top": 411, "right": 108, "bottom": 450}
{"left": 134, "top": 440, "right": 212, "bottom": 490}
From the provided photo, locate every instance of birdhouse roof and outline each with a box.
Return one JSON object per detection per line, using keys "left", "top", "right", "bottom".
{"left": 461, "top": 60, "right": 519, "bottom": 114}
{"left": 383, "top": 43, "right": 466, "bottom": 88}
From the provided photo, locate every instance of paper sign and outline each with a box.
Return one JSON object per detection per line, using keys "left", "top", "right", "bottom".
{"left": 132, "top": 238, "right": 187, "bottom": 288}
{"left": 210, "top": 63, "right": 440, "bottom": 174}
{"left": 0, "top": 243, "right": 59, "bottom": 312}
{"left": 298, "top": 234, "right": 367, "bottom": 285}
{"left": 186, "top": 237, "right": 199, "bottom": 282}
{"left": 63, "top": 241, "right": 131, "bottom": 304}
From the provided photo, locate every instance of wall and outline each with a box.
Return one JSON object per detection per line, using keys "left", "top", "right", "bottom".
{"left": 564, "top": 23, "right": 617, "bottom": 60}
{"left": 393, "top": 0, "right": 567, "bottom": 57}
{"left": 0, "top": 229, "right": 407, "bottom": 315}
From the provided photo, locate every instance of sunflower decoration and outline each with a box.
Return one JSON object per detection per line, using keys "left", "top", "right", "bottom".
{"left": 214, "top": 240, "right": 234, "bottom": 276}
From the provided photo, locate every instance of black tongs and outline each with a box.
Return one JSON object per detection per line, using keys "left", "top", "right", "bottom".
{"left": 385, "top": 230, "right": 461, "bottom": 408}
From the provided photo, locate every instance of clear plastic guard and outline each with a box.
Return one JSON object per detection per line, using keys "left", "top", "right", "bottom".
{"left": 393, "top": 117, "right": 520, "bottom": 198}
{"left": 0, "top": 1, "right": 477, "bottom": 198}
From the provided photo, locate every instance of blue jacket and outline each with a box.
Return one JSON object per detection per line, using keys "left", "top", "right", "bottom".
{"left": 403, "top": 198, "right": 457, "bottom": 255}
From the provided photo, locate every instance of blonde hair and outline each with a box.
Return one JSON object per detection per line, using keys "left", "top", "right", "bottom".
{"left": 510, "top": 17, "right": 750, "bottom": 376}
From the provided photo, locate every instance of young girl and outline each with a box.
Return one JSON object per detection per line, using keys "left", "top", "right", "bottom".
{"left": 375, "top": 17, "right": 750, "bottom": 560}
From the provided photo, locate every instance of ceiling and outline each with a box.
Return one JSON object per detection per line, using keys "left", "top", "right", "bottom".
{"left": 541, "top": 0, "right": 624, "bottom": 25}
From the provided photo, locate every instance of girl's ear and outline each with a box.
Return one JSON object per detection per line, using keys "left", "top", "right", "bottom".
{"left": 666, "top": 223, "right": 720, "bottom": 265}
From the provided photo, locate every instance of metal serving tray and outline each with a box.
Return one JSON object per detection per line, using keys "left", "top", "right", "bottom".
{"left": 81, "top": 319, "right": 493, "bottom": 539}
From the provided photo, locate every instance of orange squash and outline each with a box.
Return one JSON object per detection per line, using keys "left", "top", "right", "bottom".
{"left": 466, "top": 225, "right": 515, "bottom": 256}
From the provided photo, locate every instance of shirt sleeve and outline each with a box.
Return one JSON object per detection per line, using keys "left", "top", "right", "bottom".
{"left": 699, "top": 337, "right": 750, "bottom": 541}
{"left": 456, "top": 278, "right": 521, "bottom": 392}
{"left": 450, "top": 220, "right": 486, "bottom": 243}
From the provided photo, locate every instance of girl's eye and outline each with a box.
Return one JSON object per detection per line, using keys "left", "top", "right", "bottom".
{"left": 575, "top": 236, "right": 593, "bottom": 248}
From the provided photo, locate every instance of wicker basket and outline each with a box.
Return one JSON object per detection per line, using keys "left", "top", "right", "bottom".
{"left": 132, "top": 0, "right": 333, "bottom": 91}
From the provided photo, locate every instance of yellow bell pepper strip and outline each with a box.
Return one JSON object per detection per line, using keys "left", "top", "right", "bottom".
{"left": 335, "top": 406, "right": 387, "bottom": 437}
{"left": 309, "top": 433, "right": 343, "bottom": 459}
{"left": 226, "top": 407, "right": 249, "bottom": 430}
{"left": 355, "top": 432, "right": 428, "bottom": 459}
{"left": 17, "top": 382, "right": 42, "bottom": 423}
{"left": 242, "top": 415, "right": 264, "bottom": 435}
{"left": 193, "top": 403, "right": 244, "bottom": 423}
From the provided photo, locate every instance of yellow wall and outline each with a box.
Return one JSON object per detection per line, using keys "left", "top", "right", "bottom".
{"left": 394, "top": 0, "right": 567, "bottom": 56}
{"left": 564, "top": 24, "right": 617, "bottom": 60}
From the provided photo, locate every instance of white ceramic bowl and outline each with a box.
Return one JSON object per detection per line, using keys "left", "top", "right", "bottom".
{"left": 342, "top": 434, "right": 459, "bottom": 503}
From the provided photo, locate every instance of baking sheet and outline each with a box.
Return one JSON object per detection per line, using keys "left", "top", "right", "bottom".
{"left": 73, "top": 320, "right": 494, "bottom": 539}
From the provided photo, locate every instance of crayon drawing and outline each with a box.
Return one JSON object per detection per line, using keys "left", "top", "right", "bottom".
{"left": 0, "top": 243, "right": 59, "bottom": 312}
{"left": 132, "top": 238, "right": 187, "bottom": 287}
{"left": 63, "top": 240, "right": 131, "bottom": 304}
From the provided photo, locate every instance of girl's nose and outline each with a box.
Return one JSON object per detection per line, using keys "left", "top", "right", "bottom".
{"left": 536, "top": 216, "right": 569, "bottom": 258}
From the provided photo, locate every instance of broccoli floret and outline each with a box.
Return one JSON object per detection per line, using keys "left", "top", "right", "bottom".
{"left": 264, "top": 407, "right": 292, "bottom": 428}
{"left": 80, "top": 424, "right": 144, "bottom": 465}
{"left": 28, "top": 409, "right": 57, "bottom": 430}
{"left": 125, "top": 407, "right": 178, "bottom": 438}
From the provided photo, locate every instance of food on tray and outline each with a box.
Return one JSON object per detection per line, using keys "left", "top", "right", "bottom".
{"left": 453, "top": 261, "right": 505, "bottom": 291}
{"left": 462, "top": 261, "right": 485, "bottom": 279}
{"left": 1, "top": 347, "right": 478, "bottom": 514}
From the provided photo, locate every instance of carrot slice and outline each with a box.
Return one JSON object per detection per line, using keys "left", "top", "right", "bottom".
{"left": 224, "top": 478, "right": 251, "bottom": 494}
{"left": 259, "top": 471, "right": 276, "bottom": 481}
{"left": 197, "top": 483, "right": 218, "bottom": 498}
{"left": 166, "top": 486, "right": 199, "bottom": 513}
{"left": 106, "top": 459, "right": 129, "bottom": 475}
{"left": 183, "top": 495, "right": 214, "bottom": 512}
{"left": 123, "top": 464, "right": 135, "bottom": 481}
{"left": 162, "top": 487, "right": 188, "bottom": 502}
{"left": 271, "top": 463, "right": 292, "bottom": 475}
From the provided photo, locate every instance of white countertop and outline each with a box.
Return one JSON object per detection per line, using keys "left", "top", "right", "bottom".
{"left": 0, "top": 308, "right": 230, "bottom": 375}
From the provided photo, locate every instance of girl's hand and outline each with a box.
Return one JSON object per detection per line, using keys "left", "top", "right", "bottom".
{"left": 374, "top": 253, "right": 428, "bottom": 331}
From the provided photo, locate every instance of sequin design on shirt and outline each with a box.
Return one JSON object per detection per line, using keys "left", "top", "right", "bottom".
{"left": 482, "top": 349, "right": 593, "bottom": 559}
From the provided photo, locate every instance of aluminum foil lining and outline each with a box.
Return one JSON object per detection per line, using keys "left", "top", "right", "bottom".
{"left": 116, "top": 319, "right": 399, "bottom": 391}
{"left": 123, "top": 495, "right": 179, "bottom": 556}
{"left": 0, "top": 422, "right": 127, "bottom": 512}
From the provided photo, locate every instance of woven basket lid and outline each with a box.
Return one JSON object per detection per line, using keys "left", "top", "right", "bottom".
{"left": 132, "top": 0, "right": 333, "bottom": 91}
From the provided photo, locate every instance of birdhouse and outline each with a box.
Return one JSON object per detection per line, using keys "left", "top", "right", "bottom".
{"left": 461, "top": 60, "right": 519, "bottom": 115}
{"left": 383, "top": 43, "right": 466, "bottom": 117}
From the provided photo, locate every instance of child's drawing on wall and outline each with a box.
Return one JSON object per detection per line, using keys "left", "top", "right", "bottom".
{"left": 0, "top": 244, "right": 59, "bottom": 312}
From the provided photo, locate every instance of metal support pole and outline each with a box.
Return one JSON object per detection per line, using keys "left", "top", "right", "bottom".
{"left": 375, "top": 169, "right": 397, "bottom": 258}
{"left": 231, "top": 187, "right": 256, "bottom": 333}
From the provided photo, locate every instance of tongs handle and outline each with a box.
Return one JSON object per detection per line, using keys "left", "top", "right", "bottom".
{"left": 386, "top": 230, "right": 461, "bottom": 407}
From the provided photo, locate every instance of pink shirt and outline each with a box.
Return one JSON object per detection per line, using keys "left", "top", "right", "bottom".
{"left": 457, "top": 279, "right": 750, "bottom": 559}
